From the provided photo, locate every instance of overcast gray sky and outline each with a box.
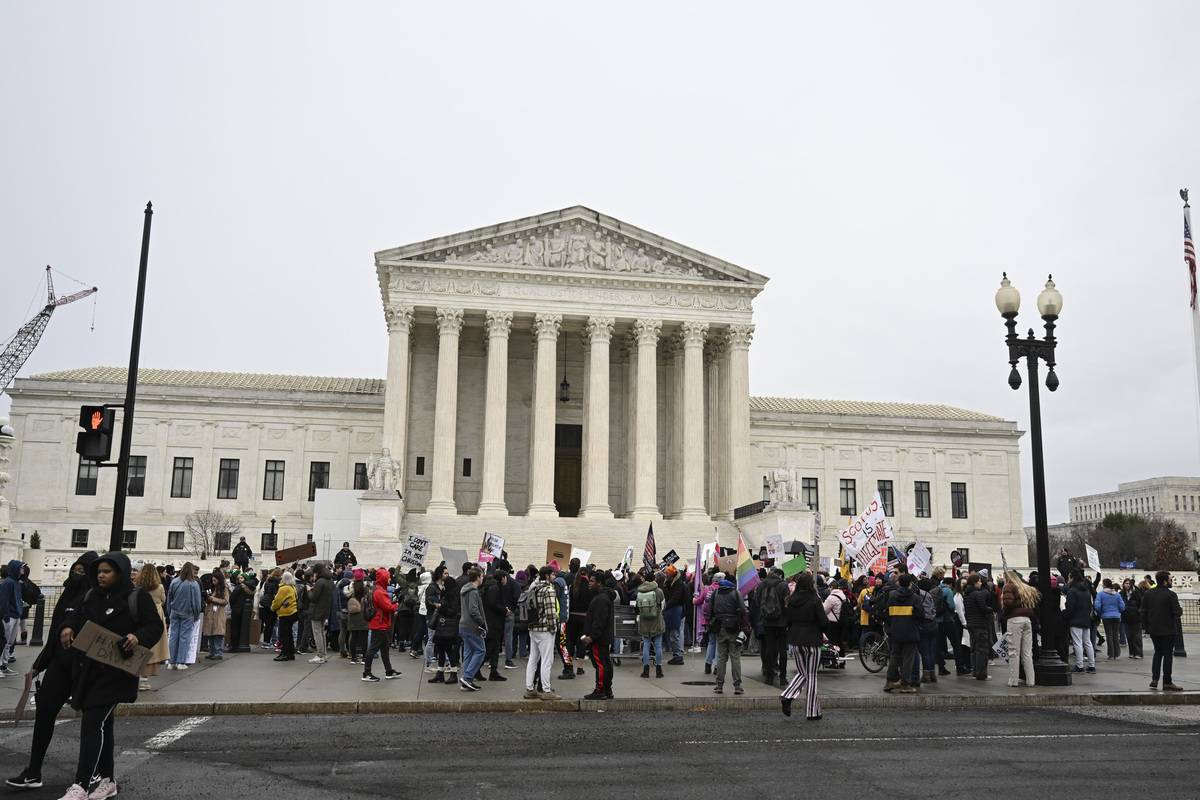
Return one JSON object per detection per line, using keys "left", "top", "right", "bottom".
{"left": 3, "top": 2, "right": 1199, "bottom": 526}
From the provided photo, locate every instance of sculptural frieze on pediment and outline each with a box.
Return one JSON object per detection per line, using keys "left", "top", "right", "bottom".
{"left": 411, "top": 221, "right": 733, "bottom": 281}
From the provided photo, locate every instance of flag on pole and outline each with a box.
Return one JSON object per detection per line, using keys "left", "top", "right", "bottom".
{"left": 693, "top": 540, "right": 703, "bottom": 595}
{"left": 1184, "top": 193, "right": 1196, "bottom": 310}
{"left": 735, "top": 535, "right": 760, "bottom": 595}
{"left": 643, "top": 523, "right": 657, "bottom": 572}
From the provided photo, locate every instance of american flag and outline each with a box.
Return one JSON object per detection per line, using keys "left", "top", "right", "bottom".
{"left": 643, "top": 523, "right": 657, "bottom": 572}
{"left": 1185, "top": 202, "right": 1197, "bottom": 310}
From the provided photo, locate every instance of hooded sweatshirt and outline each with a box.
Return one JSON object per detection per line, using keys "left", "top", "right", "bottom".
{"left": 0, "top": 560, "right": 24, "bottom": 621}
{"left": 368, "top": 569, "right": 397, "bottom": 632}
{"left": 65, "top": 551, "right": 164, "bottom": 709}
{"left": 1093, "top": 586, "right": 1125, "bottom": 620}
{"left": 459, "top": 580, "right": 487, "bottom": 635}
{"left": 32, "top": 551, "right": 99, "bottom": 673}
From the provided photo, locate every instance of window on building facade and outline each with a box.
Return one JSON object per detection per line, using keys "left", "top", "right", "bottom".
{"left": 126, "top": 456, "right": 147, "bottom": 497}
{"left": 915, "top": 481, "right": 931, "bottom": 518}
{"left": 122, "top": 530, "right": 137, "bottom": 549}
{"left": 951, "top": 482, "right": 968, "bottom": 519}
{"left": 308, "top": 461, "right": 330, "bottom": 502}
{"left": 877, "top": 480, "right": 894, "bottom": 516}
{"left": 415, "top": 456, "right": 426, "bottom": 476}
{"left": 801, "top": 477, "right": 819, "bottom": 511}
{"left": 462, "top": 458, "right": 472, "bottom": 478}
{"left": 71, "top": 529, "right": 89, "bottom": 548}
{"left": 218, "top": 458, "right": 240, "bottom": 499}
{"left": 76, "top": 458, "right": 99, "bottom": 496}
{"left": 215, "top": 532, "right": 232, "bottom": 552}
{"left": 839, "top": 479, "right": 856, "bottom": 516}
{"left": 261, "top": 532, "right": 277, "bottom": 551}
{"left": 167, "top": 530, "right": 184, "bottom": 550}
{"left": 354, "top": 462, "right": 368, "bottom": 491}
{"left": 170, "top": 457, "right": 193, "bottom": 498}
{"left": 1176, "top": 495, "right": 1180, "bottom": 511}
{"left": 263, "top": 460, "right": 285, "bottom": 501}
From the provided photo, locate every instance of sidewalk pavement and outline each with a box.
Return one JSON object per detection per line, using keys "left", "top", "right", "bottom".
{"left": 3, "top": 635, "right": 1198, "bottom": 718}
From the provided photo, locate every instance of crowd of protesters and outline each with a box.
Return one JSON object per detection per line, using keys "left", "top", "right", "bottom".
{"left": 1, "top": 539, "right": 1190, "bottom": 799}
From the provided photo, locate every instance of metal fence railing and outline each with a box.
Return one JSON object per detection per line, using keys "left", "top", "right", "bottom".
{"left": 1182, "top": 598, "right": 1199, "bottom": 633}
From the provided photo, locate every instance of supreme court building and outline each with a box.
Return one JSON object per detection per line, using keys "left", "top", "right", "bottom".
{"left": 2, "top": 206, "right": 1029, "bottom": 575}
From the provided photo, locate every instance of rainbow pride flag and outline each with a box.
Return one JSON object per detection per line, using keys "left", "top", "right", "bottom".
{"left": 735, "top": 535, "right": 760, "bottom": 595}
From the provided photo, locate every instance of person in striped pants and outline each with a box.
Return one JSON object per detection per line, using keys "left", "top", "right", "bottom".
{"left": 780, "top": 573, "right": 826, "bottom": 720}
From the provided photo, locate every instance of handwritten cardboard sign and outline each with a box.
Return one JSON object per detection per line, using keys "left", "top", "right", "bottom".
{"left": 71, "top": 620, "right": 153, "bottom": 676}
{"left": 275, "top": 542, "right": 317, "bottom": 565}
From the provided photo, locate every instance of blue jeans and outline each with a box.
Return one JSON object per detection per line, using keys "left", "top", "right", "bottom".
{"left": 641, "top": 634, "right": 663, "bottom": 666}
{"left": 503, "top": 615, "right": 515, "bottom": 663}
{"left": 664, "top": 608, "right": 684, "bottom": 659}
{"left": 208, "top": 635, "right": 225, "bottom": 658}
{"left": 460, "top": 627, "right": 486, "bottom": 682}
{"left": 705, "top": 632, "right": 717, "bottom": 665}
{"left": 169, "top": 616, "right": 196, "bottom": 664}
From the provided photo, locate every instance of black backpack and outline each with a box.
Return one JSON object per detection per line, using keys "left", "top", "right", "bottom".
{"left": 933, "top": 586, "right": 949, "bottom": 618}
{"left": 836, "top": 592, "right": 855, "bottom": 631}
{"left": 362, "top": 588, "right": 377, "bottom": 623}
{"left": 759, "top": 583, "right": 783, "bottom": 622}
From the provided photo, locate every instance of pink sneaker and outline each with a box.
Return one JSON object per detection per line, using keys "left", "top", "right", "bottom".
{"left": 56, "top": 785, "right": 90, "bottom": 800}
{"left": 88, "top": 778, "right": 119, "bottom": 799}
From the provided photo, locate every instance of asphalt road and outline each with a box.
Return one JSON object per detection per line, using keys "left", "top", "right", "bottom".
{"left": 2, "top": 705, "right": 1198, "bottom": 800}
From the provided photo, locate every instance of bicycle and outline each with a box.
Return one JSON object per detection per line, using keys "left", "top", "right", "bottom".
{"left": 859, "top": 629, "right": 890, "bottom": 673}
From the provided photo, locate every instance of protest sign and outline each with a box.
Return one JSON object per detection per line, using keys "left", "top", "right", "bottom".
{"left": 835, "top": 492, "right": 895, "bottom": 578}
{"left": 660, "top": 549, "right": 680, "bottom": 567}
{"left": 275, "top": 542, "right": 317, "bottom": 565}
{"left": 764, "top": 533, "right": 784, "bottom": 561}
{"left": 906, "top": 543, "right": 932, "bottom": 576}
{"left": 482, "top": 532, "right": 505, "bottom": 559}
{"left": 440, "top": 547, "right": 470, "bottom": 575}
{"left": 992, "top": 636, "right": 1010, "bottom": 663}
{"left": 819, "top": 557, "right": 832, "bottom": 574}
{"left": 71, "top": 621, "right": 153, "bottom": 676}
{"left": 546, "top": 540, "right": 572, "bottom": 567}
{"left": 1085, "top": 543, "right": 1100, "bottom": 571}
{"left": 621, "top": 546, "right": 634, "bottom": 570}
{"left": 573, "top": 548, "right": 592, "bottom": 567}
{"left": 717, "top": 554, "right": 737, "bottom": 575}
{"left": 780, "top": 552, "right": 808, "bottom": 578}
{"left": 477, "top": 550, "right": 495, "bottom": 567}
{"left": 400, "top": 534, "right": 430, "bottom": 570}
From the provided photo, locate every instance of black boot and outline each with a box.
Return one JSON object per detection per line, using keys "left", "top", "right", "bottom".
{"left": 488, "top": 670, "right": 507, "bottom": 682}
{"left": 781, "top": 697, "right": 792, "bottom": 717}
{"left": 428, "top": 672, "right": 445, "bottom": 683}
{"left": 641, "top": 665, "right": 650, "bottom": 679}
{"left": 655, "top": 665, "right": 664, "bottom": 679}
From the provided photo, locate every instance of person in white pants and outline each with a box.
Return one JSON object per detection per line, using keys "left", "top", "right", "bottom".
{"left": 1001, "top": 572, "right": 1039, "bottom": 687}
{"left": 523, "top": 568, "right": 562, "bottom": 701}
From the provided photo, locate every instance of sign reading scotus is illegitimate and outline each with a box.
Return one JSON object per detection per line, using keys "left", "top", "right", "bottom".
{"left": 836, "top": 492, "right": 895, "bottom": 578}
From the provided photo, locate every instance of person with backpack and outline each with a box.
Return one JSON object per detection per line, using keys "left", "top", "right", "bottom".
{"left": 344, "top": 578, "right": 369, "bottom": 662}
{"left": 1093, "top": 578, "right": 1125, "bottom": 660}
{"left": 1063, "top": 570, "right": 1096, "bottom": 674}
{"left": 481, "top": 570, "right": 509, "bottom": 682}
{"left": 634, "top": 572, "right": 666, "bottom": 679}
{"left": 306, "top": 563, "right": 333, "bottom": 664}
{"left": 882, "top": 573, "right": 922, "bottom": 693}
{"left": 458, "top": 568, "right": 488, "bottom": 691}
{"left": 781, "top": 572, "right": 827, "bottom": 720}
{"left": 429, "top": 567, "right": 461, "bottom": 685}
{"left": 915, "top": 578, "right": 939, "bottom": 685}
{"left": 661, "top": 565, "right": 689, "bottom": 665}
{"left": 392, "top": 568, "right": 419, "bottom": 652}
{"left": 362, "top": 568, "right": 401, "bottom": 683}
{"left": 257, "top": 569, "right": 280, "bottom": 650}
{"left": 821, "top": 578, "right": 851, "bottom": 667}
{"left": 708, "top": 576, "right": 751, "bottom": 695}
{"left": 53, "top": 551, "right": 164, "bottom": 800}
{"left": 519, "top": 566, "right": 558, "bottom": 698}
{"left": 580, "top": 571, "right": 616, "bottom": 700}
{"left": 755, "top": 568, "right": 789, "bottom": 686}
{"left": 963, "top": 573, "right": 995, "bottom": 680}
{"left": 409, "top": 570, "right": 433, "bottom": 662}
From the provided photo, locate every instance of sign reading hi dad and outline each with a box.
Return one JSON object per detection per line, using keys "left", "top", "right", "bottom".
{"left": 836, "top": 492, "right": 895, "bottom": 579}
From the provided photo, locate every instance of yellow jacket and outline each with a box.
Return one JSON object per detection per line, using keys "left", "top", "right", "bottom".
{"left": 271, "top": 584, "right": 297, "bottom": 616}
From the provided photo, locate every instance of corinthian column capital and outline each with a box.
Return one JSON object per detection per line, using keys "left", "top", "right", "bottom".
{"left": 485, "top": 310, "right": 513, "bottom": 338}
{"left": 680, "top": 321, "right": 709, "bottom": 347}
{"left": 533, "top": 313, "right": 562, "bottom": 341}
{"left": 586, "top": 316, "right": 615, "bottom": 343}
{"left": 725, "top": 323, "right": 754, "bottom": 349}
{"left": 435, "top": 307, "right": 464, "bottom": 336}
{"left": 384, "top": 304, "right": 414, "bottom": 334}
{"left": 633, "top": 318, "right": 662, "bottom": 345}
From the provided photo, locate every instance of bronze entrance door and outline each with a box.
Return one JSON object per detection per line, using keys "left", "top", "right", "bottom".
{"left": 553, "top": 424, "right": 582, "bottom": 517}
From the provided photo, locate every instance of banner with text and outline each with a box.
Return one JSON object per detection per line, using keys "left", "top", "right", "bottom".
{"left": 835, "top": 491, "right": 895, "bottom": 578}
{"left": 400, "top": 534, "right": 430, "bottom": 570}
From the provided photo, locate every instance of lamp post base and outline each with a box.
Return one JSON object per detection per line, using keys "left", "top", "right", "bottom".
{"left": 1034, "top": 657, "right": 1072, "bottom": 687}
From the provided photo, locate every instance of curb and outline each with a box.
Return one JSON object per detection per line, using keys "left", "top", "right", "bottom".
{"left": 3, "top": 691, "right": 1195, "bottom": 720}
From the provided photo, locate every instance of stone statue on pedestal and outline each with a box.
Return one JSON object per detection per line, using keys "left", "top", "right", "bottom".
{"left": 367, "top": 448, "right": 400, "bottom": 494}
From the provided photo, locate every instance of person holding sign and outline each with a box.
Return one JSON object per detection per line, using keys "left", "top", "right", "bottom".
{"left": 55, "top": 552, "right": 164, "bottom": 800}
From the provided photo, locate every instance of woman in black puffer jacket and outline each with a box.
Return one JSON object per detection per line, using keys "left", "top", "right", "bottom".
{"left": 56, "top": 551, "right": 163, "bottom": 800}
{"left": 781, "top": 573, "right": 828, "bottom": 721}
{"left": 6, "top": 551, "right": 99, "bottom": 790}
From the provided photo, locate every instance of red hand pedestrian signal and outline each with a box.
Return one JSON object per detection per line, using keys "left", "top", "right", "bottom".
{"left": 76, "top": 405, "right": 115, "bottom": 461}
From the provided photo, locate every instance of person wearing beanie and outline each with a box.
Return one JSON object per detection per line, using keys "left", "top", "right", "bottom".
{"left": 7, "top": 552, "right": 99, "bottom": 790}
{"left": 695, "top": 572, "right": 723, "bottom": 674}
{"left": 362, "top": 568, "right": 400, "bottom": 682}
{"left": 662, "top": 564, "right": 689, "bottom": 665}
{"left": 0, "top": 560, "right": 25, "bottom": 668}
{"left": 708, "top": 577, "right": 751, "bottom": 695}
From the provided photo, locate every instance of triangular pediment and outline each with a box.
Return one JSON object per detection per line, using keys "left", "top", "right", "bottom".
{"left": 375, "top": 206, "right": 768, "bottom": 285}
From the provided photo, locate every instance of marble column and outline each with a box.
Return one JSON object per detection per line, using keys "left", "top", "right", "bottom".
{"left": 426, "top": 307, "right": 463, "bottom": 516}
{"left": 382, "top": 304, "right": 414, "bottom": 491}
{"left": 581, "top": 316, "right": 614, "bottom": 518}
{"left": 722, "top": 324, "right": 754, "bottom": 515}
{"left": 622, "top": 334, "right": 638, "bottom": 516}
{"left": 478, "top": 311, "right": 512, "bottom": 517}
{"left": 705, "top": 339, "right": 725, "bottom": 518}
{"left": 527, "top": 313, "right": 561, "bottom": 517}
{"left": 631, "top": 319, "right": 662, "bottom": 520}
{"left": 679, "top": 321, "right": 709, "bottom": 520}
{"left": 665, "top": 335, "right": 684, "bottom": 517}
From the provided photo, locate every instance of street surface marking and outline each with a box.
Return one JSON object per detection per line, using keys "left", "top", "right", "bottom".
{"left": 143, "top": 716, "right": 211, "bottom": 750}
{"left": 684, "top": 731, "right": 1200, "bottom": 745}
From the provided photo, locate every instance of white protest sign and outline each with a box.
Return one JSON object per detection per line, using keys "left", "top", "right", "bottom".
{"left": 573, "top": 548, "right": 592, "bottom": 567}
{"left": 764, "top": 533, "right": 784, "bottom": 561}
{"left": 835, "top": 492, "right": 895, "bottom": 578}
{"left": 400, "top": 534, "right": 430, "bottom": 570}
{"left": 440, "top": 547, "right": 470, "bottom": 575}
{"left": 906, "top": 543, "right": 932, "bottom": 576}
{"left": 1085, "top": 543, "right": 1100, "bottom": 570}
{"left": 482, "top": 532, "right": 505, "bottom": 558}
{"left": 700, "top": 542, "right": 717, "bottom": 569}
{"left": 622, "top": 545, "right": 634, "bottom": 570}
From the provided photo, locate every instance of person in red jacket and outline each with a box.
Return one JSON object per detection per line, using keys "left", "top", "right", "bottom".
{"left": 362, "top": 568, "right": 400, "bottom": 682}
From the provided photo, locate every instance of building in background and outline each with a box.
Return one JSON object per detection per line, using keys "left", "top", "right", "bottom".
{"left": 1069, "top": 477, "right": 1200, "bottom": 547}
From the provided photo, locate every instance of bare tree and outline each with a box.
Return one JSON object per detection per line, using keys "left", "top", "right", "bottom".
{"left": 185, "top": 510, "right": 241, "bottom": 561}
{"left": 1152, "top": 524, "right": 1194, "bottom": 571}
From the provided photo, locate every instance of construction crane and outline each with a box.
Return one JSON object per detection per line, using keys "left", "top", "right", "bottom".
{"left": 1, "top": 265, "right": 98, "bottom": 394}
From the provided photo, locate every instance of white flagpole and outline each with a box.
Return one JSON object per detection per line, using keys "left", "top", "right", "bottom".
{"left": 1184, "top": 190, "right": 1200, "bottom": 466}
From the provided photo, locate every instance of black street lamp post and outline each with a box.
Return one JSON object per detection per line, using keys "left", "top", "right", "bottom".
{"left": 995, "top": 273, "right": 1071, "bottom": 686}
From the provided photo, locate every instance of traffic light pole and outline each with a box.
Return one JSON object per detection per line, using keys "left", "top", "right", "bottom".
{"left": 109, "top": 202, "right": 153, "bottom": 553}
